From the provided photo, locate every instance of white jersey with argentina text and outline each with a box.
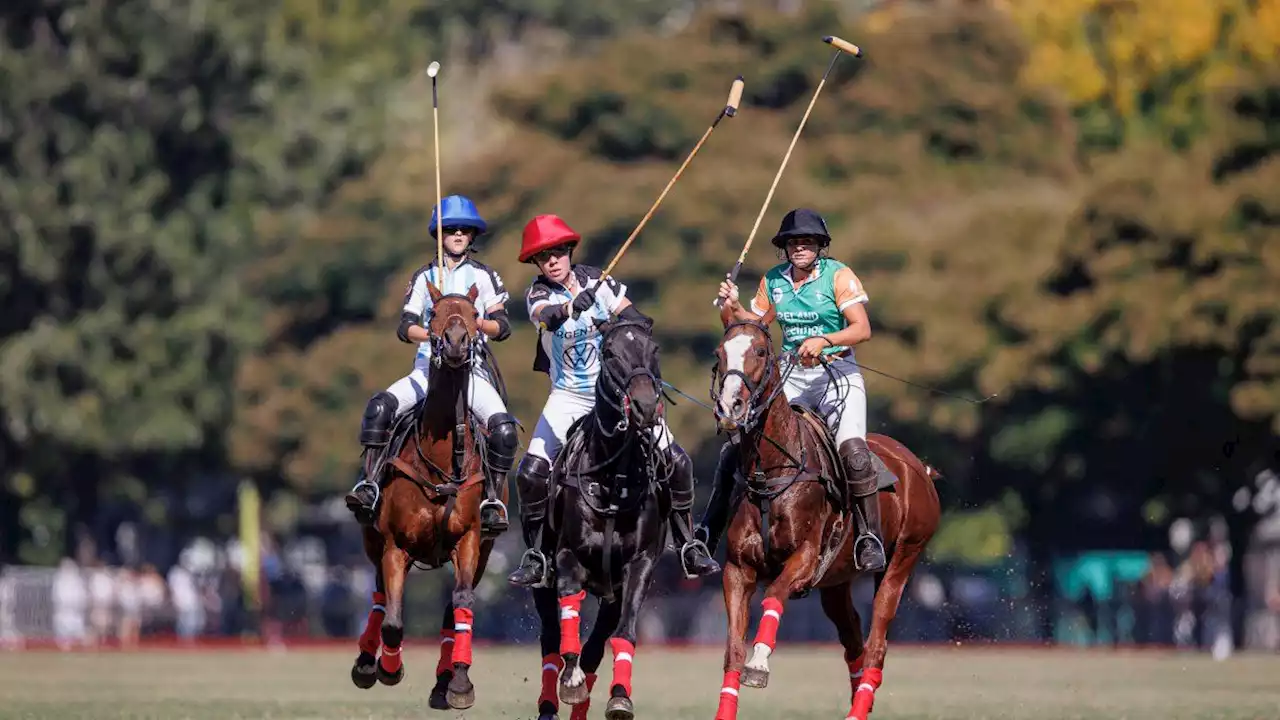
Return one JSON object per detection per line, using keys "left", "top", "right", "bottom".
{"left": 525, "top": 265, "right": 628, "bottom": 393}
{"left": 402, "top": 257, "right": 509, "bottom": 363}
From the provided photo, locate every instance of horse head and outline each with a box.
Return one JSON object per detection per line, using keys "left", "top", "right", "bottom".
{"left": 596, "top": 314, "right": 663, "bottom": 431}
{"left": 712, "top": 303, "right": 777, "bottom": 433}
{"left": 426, "top": 282, "right": 480, "bottom": 369}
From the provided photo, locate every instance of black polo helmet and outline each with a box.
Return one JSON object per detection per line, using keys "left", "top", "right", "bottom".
{"left": 769, "top": 208, "right": 832, "bottom": 248}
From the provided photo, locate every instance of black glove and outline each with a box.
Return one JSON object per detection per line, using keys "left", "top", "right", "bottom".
{"left": 540, "top": 303, "right": 570, "bottom": 331}
{"left": 571, "top": 287, "right": 598, "bottom": 315}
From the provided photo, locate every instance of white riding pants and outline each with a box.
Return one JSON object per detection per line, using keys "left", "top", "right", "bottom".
{"left": 526, "top": 388, "right": 673, "bottom": 463}
{"left": 780, "top": 356, "right": 867, "bottom": 445}
{"left": 385, "top": 357, "right": 508, "bottom": 427}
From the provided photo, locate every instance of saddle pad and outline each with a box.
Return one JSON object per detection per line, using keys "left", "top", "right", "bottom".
{"left": 871, "top": 452, "right": 898, "bottom": 490}
{"left": 790, "top": 403, "right": 898, "bottom": 490}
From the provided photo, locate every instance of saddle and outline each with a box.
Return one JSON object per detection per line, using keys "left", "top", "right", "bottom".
{"left": 789, "top": 403, "right": 899, "bottom": 495}
{"left": 548, "top": 415, "right": 667, "bottom": 532}
{"left": 379, "top": 397, "right": 486, "bottom": 499}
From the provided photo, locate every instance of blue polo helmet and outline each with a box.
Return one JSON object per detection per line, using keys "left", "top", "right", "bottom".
{"left": 429, "top": 195, "right": 488, "bottom": 238}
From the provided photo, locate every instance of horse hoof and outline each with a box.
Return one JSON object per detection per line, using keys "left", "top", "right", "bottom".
{"left": 428, "top": 671, "right": 452, "bottom": 710}
{"left": 350, "top": 663, "right": 377, "bottom": 690}
{"left": 376, "top": 662, "right": 404, "bottom": 686}
{"left": 604, "top": 695, "right": 635, "bottom": 720}
{"left": 559, "top": 679, "right": 590, "bottom": 706}
{"left": 446, "top": 686, "right": 476, "bottom": 710}
{"left": 538, "top": 699, "right": 559, "bottom": 720}
{"left": 741, "top": 666, "right": 769, "bottom": 689}
{"left": 447, "top": 672, "right": 476, "bottom": 710}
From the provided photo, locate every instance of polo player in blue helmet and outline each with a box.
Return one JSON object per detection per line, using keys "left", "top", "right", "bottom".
{"left": 344, "top": 195, "right": 516, "bottom": 536}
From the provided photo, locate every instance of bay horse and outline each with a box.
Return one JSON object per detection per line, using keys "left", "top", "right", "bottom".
{"left": 348, "top": 282, "right": 509, "bottom": 712}
{"left": 526, "top": 315, "right": 674, "bottom": 720}
{"left": 707, "top": 306, "right": 941, "bottom": 720}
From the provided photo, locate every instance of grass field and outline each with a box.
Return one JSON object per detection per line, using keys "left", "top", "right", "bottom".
{"left": 1, "top": 645, "right": 1278, "bottom": 720}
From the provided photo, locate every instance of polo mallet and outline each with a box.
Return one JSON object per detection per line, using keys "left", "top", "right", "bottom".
{"left": 714, "top": 35, "right": 862, "bottom": 308}
{"left": 600, "top": 75, "right": 745, "bottom": 279}
{"left": 427, "top": 60, "right": 445, "bottom": 283}
{"left": 571, "top": 76, "right": 745, "bottom": 319}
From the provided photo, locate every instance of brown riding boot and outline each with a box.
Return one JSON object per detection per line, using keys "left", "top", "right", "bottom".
{"left": 838, "top": 438, "right": 886, "bottom": 572}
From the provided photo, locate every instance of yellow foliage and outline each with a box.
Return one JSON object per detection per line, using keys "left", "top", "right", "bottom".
{"left": 1007, "top": 0, "right": 1276, "bottom": 122}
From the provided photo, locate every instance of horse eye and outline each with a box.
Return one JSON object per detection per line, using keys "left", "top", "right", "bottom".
{"left": 755, "top": 347, "right": 767, "bottom": 357}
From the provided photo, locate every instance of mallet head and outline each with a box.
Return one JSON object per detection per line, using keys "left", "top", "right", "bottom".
{"left": 427, "top": 61, "right": 440, "bottom": 78}
{"left": 725, "top": 75, "right": 745, "bottom": 117}
{"left": 822, "top": 35, "right": 862, "bottom": 57}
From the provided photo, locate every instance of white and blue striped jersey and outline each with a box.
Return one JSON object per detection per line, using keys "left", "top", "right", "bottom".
{"left": 525, "top": 265, "right": 627, "bottom": 393}
{"left": 402, "top": 257, "right": 509, "bottom": 362}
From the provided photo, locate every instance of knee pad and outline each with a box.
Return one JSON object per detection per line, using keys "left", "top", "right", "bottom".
{"left": 667, "top": 444, "right": 695, "bottom": 509}
{"left": 515, "top": 454, "right": 552, "bottom": 516}
{"left": 486, "top": 413, "right": 520, "bottom": 455}
{"left": 359, "top": 391, "right": 398, "bottom": 445}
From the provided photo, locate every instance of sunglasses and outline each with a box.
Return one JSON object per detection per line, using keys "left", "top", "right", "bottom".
{"left": 441, "top": 226, "right": 475, "bottom": 236}
{"left": 531, "top": 246, "right": 571, "bottom": 264}
{"left": 785, "top": 237, "right": 820, "bottom": 249}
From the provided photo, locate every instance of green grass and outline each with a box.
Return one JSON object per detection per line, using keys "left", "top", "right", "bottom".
{"left": 1, "top": 645, "right": 1277, "bottom": 719}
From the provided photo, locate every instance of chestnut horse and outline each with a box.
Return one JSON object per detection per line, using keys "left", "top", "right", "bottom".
{"left": 707, "top": 308, "right": 940, "bottom": 720}
{"left": 348, "top": 283, "right": 509, "bottom": 712}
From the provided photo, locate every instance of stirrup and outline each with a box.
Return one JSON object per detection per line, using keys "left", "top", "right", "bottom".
{"left": 678, "top": 538, "right": 717, "bottom": 579}
{"left": 479, "top": 499, "right": 509, "bottom": 534}
{"left": 512, "top": 548, "right": 551, "bottom": 588}
{"left": 853, "top": 532, "right": 887, "bottom": 571}
{"left": 347, "top": 478, "right": 380, "bottom": 507}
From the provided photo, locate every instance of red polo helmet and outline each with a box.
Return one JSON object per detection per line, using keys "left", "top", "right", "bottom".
{"left": 519, "top": 214, "right": 581, "bottom": 263}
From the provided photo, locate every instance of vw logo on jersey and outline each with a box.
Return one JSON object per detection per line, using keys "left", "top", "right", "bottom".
{"left": 562, "top": 342, "right": 598, "bottom": 368}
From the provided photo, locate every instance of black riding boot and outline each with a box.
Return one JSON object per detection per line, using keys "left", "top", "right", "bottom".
{"left": 345, "top": 392, "right": 398, "bottom": 526}
{"left": 507, "top": 455, "right": 553, "bottom": 588}
{"left": 669, "top": 443, "right": 720, "bottom": 578}
{"left": 693, "top": 441, "right": 741, "bottom": 556}
{"left": 840, "top": 438, "right": 886, "bottom": 572}
{"left": 480, "top": 413, "right": 518, "bottom": 536}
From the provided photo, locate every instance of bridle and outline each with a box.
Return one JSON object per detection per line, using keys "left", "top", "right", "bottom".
{"left": 594, "top": 318, "right": 663, "bottom": 439}
{"left": 428, "top": 294, "right": 482, "bottom": 370}
{"left": 710, "top": 320, "right": 792, "bottom": 434}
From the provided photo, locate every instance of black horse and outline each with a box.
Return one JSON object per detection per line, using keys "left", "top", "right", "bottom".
{"left": 528, "top": 316, "right": 676, "bottom": 720}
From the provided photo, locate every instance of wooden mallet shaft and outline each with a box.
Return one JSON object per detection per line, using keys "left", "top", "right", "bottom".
{"left": 599, "top": 76, "right": 745, "bottom": 279}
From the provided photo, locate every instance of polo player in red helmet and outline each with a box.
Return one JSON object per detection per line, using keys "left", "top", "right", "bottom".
{"left": 505, "top": 214, "right": 719, "bottom": 588}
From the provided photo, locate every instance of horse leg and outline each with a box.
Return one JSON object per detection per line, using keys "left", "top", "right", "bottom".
{"left": 568, "top": 599, "right": 621, "bottom": 720}
{"left": 350, "top": 566, "right": 387, "bottom": 689}
{"left": 375, "top": 547, "right": 410, "bottom": 686}
{"left": 427, "top": 599, "right": 455, "bottom": 710}
{"left": 533, "top": 586, "right": 565, "bottom": 720}
{"left": 555, "top": 548, "right": 591, "bottom": 706}
{"left": 715, "top": 560, "right": 757, "bottom": 720}
{"left": 602, "top": 554, "right": 659, "bottom": 720}
{"left": 446, "top": 529, "right": 482, "bottom": 710}
{"left": 819, "top": 582, "right": 869, "bottom": 719}
{"left": 850, "top": 542, "right": 925, "bottom": 720}
{"left": 742, "top": 547, "right": 817, "bottom": 689}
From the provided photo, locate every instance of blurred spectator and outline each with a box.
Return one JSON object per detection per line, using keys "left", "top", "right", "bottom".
{"left": 52, "top": 558, "right": 87, "bottom": 649}
{"left": 168, "top": 564, "right": 204, "bottom": 640}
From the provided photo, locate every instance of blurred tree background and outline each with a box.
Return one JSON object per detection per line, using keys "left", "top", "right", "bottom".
{"left": 2, "top": 0, "right": 1278, "bottom": 637}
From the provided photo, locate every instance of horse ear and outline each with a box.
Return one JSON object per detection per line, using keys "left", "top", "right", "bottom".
{"left": 426, "top": 280, "right": 443, "bottom": 303}
{"left": 467, "top": 284, "right": 479, "bottom": 302}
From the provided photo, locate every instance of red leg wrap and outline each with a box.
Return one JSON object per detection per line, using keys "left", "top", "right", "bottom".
{"left": 435, "top": 629, "right": 456, "bottom": 676}
{"left": 558, "top": 591, "right": 586, "bottom": 656}
{"left": 538, "top": 653, "right": 564, "bottom": 707}
{"left": 357, "top": 592, "right": 386, "bottom": 656}
{"left": 752, "top": 597, "right": 784, "bottom": 650}
{"left": 451, "top": 607, "right": 474, "bottom": 667}
{"left": 609, "top": 637, "right": 635, "bottom": 696}
{"left": 848, "top": 666, "right": 882, "bottom": 719}
{"left": 714, "top": 670, "right": 742, "bottom": 720}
